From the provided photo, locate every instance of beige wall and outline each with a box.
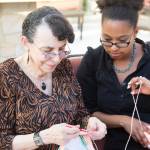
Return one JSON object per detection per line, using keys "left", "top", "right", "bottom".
{"left": 0, "top": 0, "right": 83, "bottom": 62}
{"left": 0, "top": 2, "right": 35, "bottom": 62}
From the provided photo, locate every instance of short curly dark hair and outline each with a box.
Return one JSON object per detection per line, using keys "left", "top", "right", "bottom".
{"left": 22, "top": 6, "right": 75, "bottom": 43}
{"left": 96, "top": 0, "right": 144, "bottom": 27}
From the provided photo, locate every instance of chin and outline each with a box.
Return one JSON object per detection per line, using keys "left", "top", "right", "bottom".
{"left": 45, "top": 66, "right": 56, "bottom": 73}
{"left": 110, "top": 55, "right": 122, "bottom": 60}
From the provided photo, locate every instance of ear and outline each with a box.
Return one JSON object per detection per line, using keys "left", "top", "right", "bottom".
{"left": 20, "top": 36, "right": 30, "bottom": 47}
{"left": 134, "top": 26, "right": 139, "bottom": 36}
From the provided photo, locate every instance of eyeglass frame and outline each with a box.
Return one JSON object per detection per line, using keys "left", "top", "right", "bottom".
{"left": 32, "top": 43, "right": 71, "bottom": 60}
{"left": 100, "top": 33, "right": 133, "bottom": 48}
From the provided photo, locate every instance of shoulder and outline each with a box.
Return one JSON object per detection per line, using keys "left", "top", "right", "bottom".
{"left": 54, "top": 58, "right": 73, "bottom": 77}
{"left": 0, "top": 58, "right": 16, "bottom": 77}
{"left": 84, "top": 45, "right": 104, "bottom": 60}
{"left": 0, "top": 59, "right": 17, "bottom": 96}
{"left": 136, "top": 38, "right": 150, "bottom": 54}
{"left": 79, "top": 45, "right": 104, "bottom": 71}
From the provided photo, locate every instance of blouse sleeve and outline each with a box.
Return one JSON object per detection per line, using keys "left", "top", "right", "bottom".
{"left": 77, "top": 48, "right": 99, "bottom": 114}
{"left": 0, "top": 70, "right": 16, "bottom": 149}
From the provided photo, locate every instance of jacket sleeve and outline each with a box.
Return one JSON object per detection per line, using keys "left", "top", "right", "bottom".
{"left": 77, "top": 47, "right": 99, "bottom": 114}
{"left": 64, "top": 59, "right": 89, "bottom": 125}
{"left": 0, "top": 71, "right": 16, "bottom": 149}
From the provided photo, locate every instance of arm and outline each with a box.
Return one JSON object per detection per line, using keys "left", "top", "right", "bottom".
{"left": 77, "top": 48, "right": 99, "bottom": 113}
{"left": 12, "top": 123, "right": 82, "bottom": 150}
{"left": 92, "top": 111, "right": 129, "bottom": 128}
{"left": 12, "top": 134, "right": 37, "bottom": 150}
{"left": 0, "top": 72, "right": 37, "bottom": 150}
{"left": 0, "top": 71, "right": 16, "bottom": 149}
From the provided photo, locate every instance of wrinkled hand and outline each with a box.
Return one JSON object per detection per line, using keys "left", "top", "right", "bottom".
{"left": 86, "top": 117, "right": 107, "bottom": 140}
{"left": 40, "top": 123, "right": 80, "bottom": 146}
{"left": 123, "top": 116, "right": 150, "bottom": 148}
{"left": 128, "top": 76, "right": 150, "bottom": 95}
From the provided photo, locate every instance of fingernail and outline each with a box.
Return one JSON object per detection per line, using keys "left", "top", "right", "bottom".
{"left": 147, "top": 144, "right": 150, "bottom": 149}
{"left": 127, "top": 85, "right": 130, "bottom": 89}
{"left": 135, "top": 82, "right": 140, "bottom": 85}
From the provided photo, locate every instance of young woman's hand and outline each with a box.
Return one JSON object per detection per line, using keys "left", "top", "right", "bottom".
{"left": 128, "top": 76, "right": 150, "bottom": 95}
{"left": 122, "top": 116, "right": 150, "bottom": 148}
{"left": 40, "top": 123, "right": 80, "bottom": 146}
{"left": 86, "top": 117, "right": 107, "bottom": 140}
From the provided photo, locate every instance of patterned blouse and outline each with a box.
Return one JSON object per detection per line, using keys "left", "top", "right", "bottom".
{"left": 0, "top": 58, "right": 88, "bottom": 150}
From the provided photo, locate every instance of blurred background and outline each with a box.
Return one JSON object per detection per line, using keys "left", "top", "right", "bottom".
{"left": 0, "top": 0, "right": 150, "bottom": 62}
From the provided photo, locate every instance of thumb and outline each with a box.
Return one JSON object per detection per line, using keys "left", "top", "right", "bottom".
{"left": 87, "top": 118, "right": 97, "bottom": 131}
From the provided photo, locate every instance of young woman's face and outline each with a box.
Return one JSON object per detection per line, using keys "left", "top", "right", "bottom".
{"left": 27, "top": 22, "right": 70, "bottom": 73}
{"left": 101, "top": 19, "right": 137, "bottom": 60}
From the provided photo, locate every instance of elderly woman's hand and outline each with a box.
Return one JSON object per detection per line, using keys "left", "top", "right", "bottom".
{"left": 128, "top": 76, "right": 150, "bottom": 95}
{"left": 86, "top": 117, "right": 107, "bottom": 140}
{"left": 40, "top": 123, "right": 80, "bottom": 146}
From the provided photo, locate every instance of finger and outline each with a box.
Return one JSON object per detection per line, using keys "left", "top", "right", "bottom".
{"left": 66, "top": 132, "right": 80, "bottom": 139}
{"left": 145, "top": 125, "right": 150, "bottom": 134}
{"left": 65, "top": 126, "right": 80, "bottom": 135}
{"left": 132, "top": 135, "right": 138, "bottom": 142}
{"left": 131, "top": 88, "right": 141, "bottom": 95}
{"left": 80, "top": 130, "right": 88, "bottom": 135}
{"left": 128, "top": 77, "right": 139, "bottom": 89}
{"left": 128, "top": 76, "right": 143, "bottom": 93}
{"left": 140, "top": 131, "right": 149, "bottom": 147}
{"left": 87, "top": 120, "right": 97, "bottom": 131}
{"left": 136, "top": 129, "right": 149, "bottom": 147}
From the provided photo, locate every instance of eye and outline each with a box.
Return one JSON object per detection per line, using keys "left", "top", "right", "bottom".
{"left": 59, "top": 47, "right": 65, "bottom": 51}
{"left": 41, "top": 47, "right": 53, "bottom": 52}
{"left": 103, "top": 38, "right": 112, "bottom": 42}
{"left": 119, "top": 40, "right": 128, "bottom": 43}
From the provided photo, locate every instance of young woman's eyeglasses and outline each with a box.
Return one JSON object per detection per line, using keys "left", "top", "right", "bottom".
{"left": 100, "top": 35, "right": 132, "bottom": 48}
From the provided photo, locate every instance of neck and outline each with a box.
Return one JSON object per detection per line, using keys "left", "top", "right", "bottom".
{"left": 17, "top": 53, "right": 50, "bottom": 80}
{"left": 113, "top": 43, "right": 135, "bottom": 73}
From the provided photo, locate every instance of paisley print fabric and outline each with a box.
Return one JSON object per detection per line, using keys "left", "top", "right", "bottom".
{"left": 0, "top": 58, "right": 88, "bottom": 150}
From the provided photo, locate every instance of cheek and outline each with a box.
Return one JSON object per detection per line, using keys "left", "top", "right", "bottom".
{"left": 103, "top": 47, "right": 111, "bottom": 53}
{"left": 30, "top": 53, "right": 45, "bottom": 67}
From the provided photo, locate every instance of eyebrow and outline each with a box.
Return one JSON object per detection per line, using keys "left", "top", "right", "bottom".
{"left": 103, "top": 34, "right": 130, "bottom": 40}
{"left": 40, "top": 43, "right": 67, "bottom": 50}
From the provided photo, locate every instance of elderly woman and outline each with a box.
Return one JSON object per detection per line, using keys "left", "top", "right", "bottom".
{"left": 0, "top": 6, "right": 106, "bottom": 150}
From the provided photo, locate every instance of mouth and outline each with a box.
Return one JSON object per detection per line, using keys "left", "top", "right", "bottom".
{"left": 47, "top": 64, "right": 56, "bottom": 68}
{"left": 111, "top": 53, "right": 121, "bottom": 58}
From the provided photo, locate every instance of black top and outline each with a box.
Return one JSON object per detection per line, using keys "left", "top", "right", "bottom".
{"left": 77, "top": 38, "right": 150, "bottom": 150}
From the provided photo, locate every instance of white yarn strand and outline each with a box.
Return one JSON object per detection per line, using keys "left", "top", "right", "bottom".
{"left": 124, "top": 80, "right": 143, "bottom": 150}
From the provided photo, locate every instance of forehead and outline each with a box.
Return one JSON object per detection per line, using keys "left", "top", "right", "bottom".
{"left": 102, "top": 19, "right": 133, "bottom": 37}
{"left": 33, "top": 22, "right": 66, "bottom": 47}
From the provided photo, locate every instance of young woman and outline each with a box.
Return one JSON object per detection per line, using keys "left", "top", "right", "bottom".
{"left": 77, "top": 0, "right": 150, "bottom": 149}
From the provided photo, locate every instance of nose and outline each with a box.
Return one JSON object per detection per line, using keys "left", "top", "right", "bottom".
{"left": 51, "top": 54, "right": 61, "bottom": 63}
{"left": 111, "top": 44, "right": 119, "bottom": 51}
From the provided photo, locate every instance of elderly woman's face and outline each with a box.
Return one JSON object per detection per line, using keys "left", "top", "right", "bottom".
{"left": 101, "top": 19, "right": 137, "bottom": 60}
{"left": 28, "top": 22, "right": 69, "bottom": 73}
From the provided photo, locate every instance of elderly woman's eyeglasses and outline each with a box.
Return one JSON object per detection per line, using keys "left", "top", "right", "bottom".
{"left": 33, "top": 44, "right": 71, "bottom": 59}
{"left": 100, "top": 35, "right": 132, "bottom": 48}
{"left": 42, "top": 49, "right": 70, "bottom": 59}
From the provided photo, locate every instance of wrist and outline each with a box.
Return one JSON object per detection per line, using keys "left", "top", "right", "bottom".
{"left": 39, "top": 128, "right": 55, "bottom": 145}
{"left": 119, "top": 116, "right": 130, "bottom": 128}
{"left": 33, "top": 131, "right": 45, "bottom": 147}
